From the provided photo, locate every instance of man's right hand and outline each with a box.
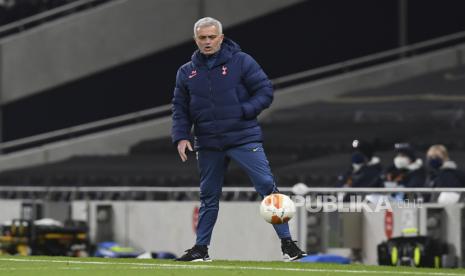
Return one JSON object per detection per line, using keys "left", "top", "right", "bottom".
{"left": 177, "top": 139, "right": 193, "bottom": 162}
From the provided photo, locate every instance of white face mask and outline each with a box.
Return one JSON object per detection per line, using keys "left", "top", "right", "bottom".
{"left": 352, "top": 163, "right": 363, "bottom": 172}
{"left": 394, "top": 156, "right": 411, "bottom": 169}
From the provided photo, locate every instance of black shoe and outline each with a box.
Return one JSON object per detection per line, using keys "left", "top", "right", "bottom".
{"left": 281, "top": 239, "right": 307, "bottom": 261}
{"left": 175, "top": 245, "right": 211, "bottom": 262}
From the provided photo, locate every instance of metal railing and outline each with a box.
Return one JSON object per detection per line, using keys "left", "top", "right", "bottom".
{"left": 0, "top": 30, "right": 464, "bottom": 154}
{"left": 2, "top": 186, "right": 465, "bottom": 193}
{"left": 0, "top": 186, "right": 463, "bottom": 201}
{"left": 0, "top": 0, "right": 119, "bottom": 39}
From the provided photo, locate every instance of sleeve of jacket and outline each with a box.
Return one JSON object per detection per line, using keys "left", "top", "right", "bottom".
{"left": 171, "top": 68, "right": 192, "bottom": 145}
{"left": 240, "top": 53, "right": 274, "bottom": 119}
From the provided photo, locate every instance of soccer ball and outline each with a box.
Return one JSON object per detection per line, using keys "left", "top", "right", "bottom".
{"left": 259, "top": 193, "right": 296, "bottom": 224}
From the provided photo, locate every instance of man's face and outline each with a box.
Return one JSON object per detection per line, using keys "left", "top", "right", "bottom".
{"left": 194, "top": 25, "right": 224, "bottom": 55}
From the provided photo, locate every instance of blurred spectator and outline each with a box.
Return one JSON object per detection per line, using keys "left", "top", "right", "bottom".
{"left": 384, "top": 143, "right": 426, "bottom": 188}
{"left": 426, "top": 144, "right": 465, "bottom": 188}
{"left": 383, "top": 143, "right": 426, "bottom": 201}
{"left": 337, "top": 139, "right": 383, "bottom": 188}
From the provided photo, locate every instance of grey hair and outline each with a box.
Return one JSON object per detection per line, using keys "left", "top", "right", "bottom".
{"left": 193, "top": 17, "right": 223, "bottom": 37}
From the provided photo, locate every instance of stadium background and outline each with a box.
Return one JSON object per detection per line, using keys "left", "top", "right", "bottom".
{"left": 0, "top": 0, "right": 464, "bottom": 266}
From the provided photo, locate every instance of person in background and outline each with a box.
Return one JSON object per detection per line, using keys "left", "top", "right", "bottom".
{"left": 384, "top": 143, "right": 426, "bottom": 187}
{"left": 337, "top": 139, "right": 382, "bottom": 188}
{"left": 426, "top": 144, "right": 465, "bottom": 188}
{"left": 426, "top": 144, "right": 465, "bottom": 203}
{"left": 383, "top": 143, "right": 426, "bottom": 201}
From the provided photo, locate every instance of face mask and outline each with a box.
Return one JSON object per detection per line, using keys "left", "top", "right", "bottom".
{"left": 351, "top": 152, "right": 365, "bottom": 164}
{"left": 394, "top": 156, "right": 410, "bottom": 169}
{"left": 428, "top": 158, "right": 443, "bottom": 169}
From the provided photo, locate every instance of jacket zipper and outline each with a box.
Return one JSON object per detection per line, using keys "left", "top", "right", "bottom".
{"left": 207, "top": 69, "right": 214, "bottom": 112}
{"left": 208, "top": 69, "right": 213, "bottom": 99}
{"left": 207, "top": 68, "right": 222, "bottom": 150}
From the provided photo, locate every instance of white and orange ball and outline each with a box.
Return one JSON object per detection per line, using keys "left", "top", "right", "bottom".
{"left": 259, "top": 193, "right": 296, "bottom": 224}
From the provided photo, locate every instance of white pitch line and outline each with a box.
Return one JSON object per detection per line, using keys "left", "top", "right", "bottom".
{"left": 0, "top": 267, "right": 84, "bottom": 271}
{"left": 0, "top": 258, "right": 464, "bottom": 276}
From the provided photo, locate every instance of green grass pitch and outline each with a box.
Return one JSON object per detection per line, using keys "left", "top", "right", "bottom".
{"left": 1, "top": 256, "right": 465, "bottom": 276}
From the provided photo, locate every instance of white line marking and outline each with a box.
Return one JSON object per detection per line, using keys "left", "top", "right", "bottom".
{"left": 0, "top": 267, "right": 84, "bottom": 271}
{"left": 0, "top": 258, "right": 463, "bottom": 275}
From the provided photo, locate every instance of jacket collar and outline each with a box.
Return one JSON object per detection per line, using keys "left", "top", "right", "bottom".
{"left": 442, "top": 160, "right": 457, "bottom": 170}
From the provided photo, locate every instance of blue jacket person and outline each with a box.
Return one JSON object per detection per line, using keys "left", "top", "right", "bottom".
{"left": 172, "top": 17, "right": 306, "bottom": 262}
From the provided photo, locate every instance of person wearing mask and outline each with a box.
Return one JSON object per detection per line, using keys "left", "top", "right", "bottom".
{"left": 426, "top": 144, "right": 465, "bottom": 203}
{"left": 383, "top": 143, "right": 426, "bottom": 201}
{"left": 337, "top": 139, "right": 382, "bottom": 188}
{"left": 384, "top": 143, "right": 426, "bottom": 188}
{"left": 427, "top": 144, "right": 465, "bottom": 188}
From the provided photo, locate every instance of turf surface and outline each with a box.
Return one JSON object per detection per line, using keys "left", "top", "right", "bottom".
{"left": 1, "top": 256, "right": 465, "bottom": 276}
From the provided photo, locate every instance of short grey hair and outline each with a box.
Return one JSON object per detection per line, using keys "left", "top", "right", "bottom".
{"left": 193, "top": 17, "right": 223, "bottom": 37}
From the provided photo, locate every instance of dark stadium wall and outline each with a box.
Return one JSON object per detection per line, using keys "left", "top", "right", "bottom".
{"left": 407, "top": 0, "right": 465, "bottom": 44}
{"left": 2, "top": 0, "right": 465, "bottom": 141}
